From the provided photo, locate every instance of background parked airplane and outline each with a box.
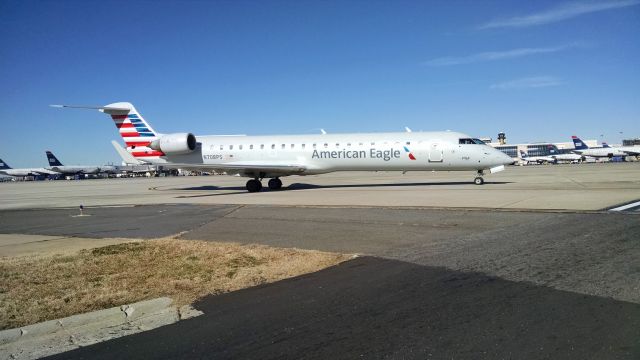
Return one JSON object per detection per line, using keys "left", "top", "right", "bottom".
{"left": 45, "top": 151, "right": 117, "bottom": 175}
{"left": 53, "top": 102, "right": 514, "bottom": 191}
{"left": 519, "top": 150, "right": 556, "bottom": 165}
{"left": 600, "top": 141, "right": 640, "bottom": 158}
{"left": 571, "top": 136, "right": 627, "bottom": 158}
{"left": 0, "top": 157, "right": 59, "bottom": 178}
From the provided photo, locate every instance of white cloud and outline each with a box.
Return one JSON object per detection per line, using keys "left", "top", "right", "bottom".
{"left": 480, "top": 0, "right": 640, "bottom": 29}
{"left": 424, "top": 45, "right": 572, "bottom": 66}
{"left": 490, "top": 76, "right": 565, "bottom": 90}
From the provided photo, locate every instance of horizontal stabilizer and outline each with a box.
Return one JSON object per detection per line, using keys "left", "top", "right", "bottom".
{"left": 50, "top": 104, "right": 131, "bottom": 115}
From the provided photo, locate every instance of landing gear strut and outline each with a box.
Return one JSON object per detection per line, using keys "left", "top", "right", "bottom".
{"left": 474, "top": 170, "right": 485, "bottom": 185}
{"left": 268, "top": 178, "right": 282, "bottom": 190}
{"left": 246, "top": 178, "right": 262, "bottom": 192}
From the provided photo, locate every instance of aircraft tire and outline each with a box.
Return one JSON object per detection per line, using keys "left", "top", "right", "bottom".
{"left": 268, "top": 178, "right": 282, "bottom": 190}
{"left": 474, "top": 177, "right": 484, "bottom": 185}
{"left": 246, "top": 179, "right": 262, "bottom": 193}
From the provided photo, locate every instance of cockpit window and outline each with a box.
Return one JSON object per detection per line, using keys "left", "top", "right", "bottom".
{"left": 459, "top": 138, "right": 486, "bottom": 145}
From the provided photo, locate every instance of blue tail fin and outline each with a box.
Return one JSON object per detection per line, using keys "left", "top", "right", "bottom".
{"left": 519, "top": 150, "right": 528, "bottom": 158}
{"left": 46, "top": 151, "right": 64, "bottom": 166}
{"left": 571, "top": 136, "right": 589, "bottom": 150}
{"left": 0, "top": 158, "right": 11, "bottom": 169}
{"left": 602, "top": 142, "right": 610, "bottom": 148}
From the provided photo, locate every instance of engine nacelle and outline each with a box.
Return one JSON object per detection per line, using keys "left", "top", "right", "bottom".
{"left": 149, "top": 133, "right": 197, "bottom": 155}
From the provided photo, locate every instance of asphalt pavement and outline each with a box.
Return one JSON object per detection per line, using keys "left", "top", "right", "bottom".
{"left": 1, "top": 204, "right": 635, "bottom": 359}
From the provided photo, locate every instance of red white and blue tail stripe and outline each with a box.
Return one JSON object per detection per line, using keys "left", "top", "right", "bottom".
{"left": 104, "top": 102, "right": 164, "bottom": 159}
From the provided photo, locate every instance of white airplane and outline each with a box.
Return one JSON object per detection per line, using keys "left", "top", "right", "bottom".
{"left": 571, "top": 136, "right": 627, "bottom": 158}
{"left": 519, "top": 150, "right": 556, "bottom": 165}
{"left": 0, "top": 157, "right": 59, "bottom": 178}
{"left": 551, "top": 152, "right": 584, "bottom": 163}
{"left": 45, "top": 151, "right": 117, "bottom": 175}
{"left": 52, "top": 102, "right": 513, "bottom": 191}
{"left": 600, "top": 141, "right": 640, "bottom": 158}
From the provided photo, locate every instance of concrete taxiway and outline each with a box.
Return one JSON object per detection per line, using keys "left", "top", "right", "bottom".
{"left": 0, "top": 162, "right": 639, "bottom": 211}
{"left": 1, "top": 163, "right": 639, "bottom": 359}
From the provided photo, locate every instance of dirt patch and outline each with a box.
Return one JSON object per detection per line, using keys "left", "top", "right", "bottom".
{"left": 0, "top": 238, "right": 350, "bottom": 330}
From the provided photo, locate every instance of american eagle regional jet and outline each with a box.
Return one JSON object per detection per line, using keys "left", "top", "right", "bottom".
{"left": 53, "top": 102, "right": 513, "bottom": 192}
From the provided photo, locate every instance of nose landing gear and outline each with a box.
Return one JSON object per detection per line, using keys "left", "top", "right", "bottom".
{"left": 474, "top": 170, "right": 485, "bottom": 185}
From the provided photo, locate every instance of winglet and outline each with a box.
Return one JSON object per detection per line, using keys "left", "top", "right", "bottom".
{"left": 111, "top": 140, "right": 146, "bottom": 165}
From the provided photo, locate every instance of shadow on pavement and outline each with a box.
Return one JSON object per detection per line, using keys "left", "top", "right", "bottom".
{"left": 50, "top": 256, "right": 640, "bottom": 360}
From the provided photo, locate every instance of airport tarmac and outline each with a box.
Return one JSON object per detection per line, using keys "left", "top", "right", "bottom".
{"left": 1, "top": 204, "right": 637, "bottom": 359}
{"left": 0, "top": 162, "right": 639, "bottom": 211}
{"left": 1, "top": 163, "right": 639, "bottom": 358}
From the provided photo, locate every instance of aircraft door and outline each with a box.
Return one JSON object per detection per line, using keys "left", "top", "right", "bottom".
{"left": 428, "top": 143, "right": 444, "bottom": 162}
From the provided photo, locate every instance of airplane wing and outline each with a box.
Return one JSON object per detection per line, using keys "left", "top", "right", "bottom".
{"left": 34, "top": 169, "right": 60, "bottom": 175}
{"left": 158, "top": 162, "right": 307, "bottom": 176}
{"left": 621, "top": 148, "right": 640, "bottom": 156}
{"left": 111, "top": 140, "right": 148, "bottom": 165}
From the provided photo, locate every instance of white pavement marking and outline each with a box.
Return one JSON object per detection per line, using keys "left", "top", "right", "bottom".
{"left": 609, "top": 200, "right": 640, "bottom": 212}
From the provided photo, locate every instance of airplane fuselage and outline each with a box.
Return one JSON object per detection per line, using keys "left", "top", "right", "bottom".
{"left": 151, "top": 131, "right": 512, "bottom": 177}
{"left": 574, "top": 148, "right": 626, "bottom": 158}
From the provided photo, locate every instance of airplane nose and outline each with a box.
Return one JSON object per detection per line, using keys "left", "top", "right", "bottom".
{"left": 498, "top": 151, "right": 514, "bottom": 165}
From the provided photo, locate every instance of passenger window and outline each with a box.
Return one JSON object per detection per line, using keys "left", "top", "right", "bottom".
{"left": 271, "top": 144, "right": 275, "bottom": 149}
{"left": 336, "top": 143, "right": 340, "bottom": 147}
{"left": 313, "top": 143, "right": 317, "bottom": 148}
{"left": 239, "top": 145, "right": 243, "bottom": 150}
{"left": 359, "top": 142, "right": 363, "bottom": 146}
{"left": 220, "top": 145, "right": 223, "bottom": 151}
{"left": 281, "top": 144, "right": 285, "bottom": 149}
{"left": 371, "top": 142, "right": 375, "bottom": 145}
{"left": 406, "top": 141, "right": 411, "bottom": 145}
{"left": 347, "top": 143, "right": 351, "bottom": 147}
{"left": 249, "top": 144, "right": 253, "bottom": 150}
{"left": 302, "top": 144, "right": 306, "bottom": 149}
{"left": 260, "top": 144, "right": 264, "bottom": 149}
{"left": 324, "top": 143, "right": 328, "bottom": 148}
{"left": 229, "top": 145, "right": 234, "bottom": 150}
{"left": 291, "top": 144, "right": 295, "bottom": 149}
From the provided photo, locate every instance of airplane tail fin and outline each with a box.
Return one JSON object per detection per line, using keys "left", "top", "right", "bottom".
{"left": 46, "top": 151, "right": 63, "bottom": 166}
{"left": 0, "top": 158, "right": 11, "bottom": 169}
{"left": 519, "top": 150, "right": 528, "bottom": 158}
{"left": 602, "top": 142, "right": 610, "bottom": 148}
{"left": 52, "top": 102, "right": 163, "bottom": 159}
{"left": 571, "top": 136, "right": 589, "bottom": 150}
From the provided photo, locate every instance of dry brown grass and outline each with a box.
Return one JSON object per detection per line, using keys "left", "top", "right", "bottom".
{"left": 0, "top": 239, "right": 350, "bottom": 330}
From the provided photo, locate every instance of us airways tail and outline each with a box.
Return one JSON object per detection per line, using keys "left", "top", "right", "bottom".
{"left": 0, "top": 158, "right": 11, "bottom": 170}
{"left": 571, "top": 136, "right": 589, "bottom": 150}
{"left": 46, "top": 151, "right": 64, "bottom": 166}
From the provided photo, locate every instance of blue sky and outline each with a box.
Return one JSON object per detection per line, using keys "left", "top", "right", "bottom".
{"left": 1, "top": 0, "right": 639, "bottom": 166}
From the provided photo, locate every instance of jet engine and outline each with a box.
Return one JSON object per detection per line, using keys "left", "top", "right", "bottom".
{"left": 149, "top": 133, "right": 197, "bottom": 155}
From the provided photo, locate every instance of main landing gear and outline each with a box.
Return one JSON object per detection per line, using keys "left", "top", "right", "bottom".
{"left": 268, "top": 178, "right": 282, "bottom": 190}
{"left": 245, "top": 177, "right": 283, "bottom": 192}
{"left": 474, "top": 170, "right": 485, "bottom": 185}
{"left": 246, "top": 179, "right": 262, "bottom": 192}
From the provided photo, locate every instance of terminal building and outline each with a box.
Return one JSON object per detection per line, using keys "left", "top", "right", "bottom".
{"left": 483, "top": 133, "right": 599, "bottom": 161}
